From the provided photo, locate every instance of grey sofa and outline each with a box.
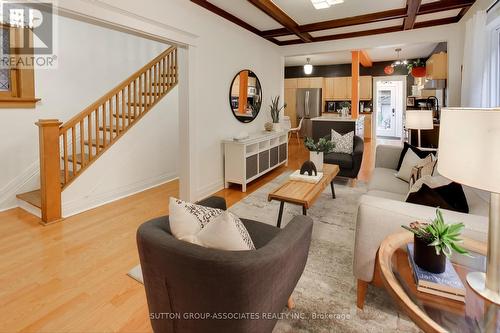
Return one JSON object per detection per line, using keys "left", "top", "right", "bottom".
{"left": 137, "top": 196, "right": 313, "bottom": 333}
{"left": 324, "top": 135, "right": 364, "bottom": 178}
{"left": 353, "top": 145, "right": 489, "bottom": 308}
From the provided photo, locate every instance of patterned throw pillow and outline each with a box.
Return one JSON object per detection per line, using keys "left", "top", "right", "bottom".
{"left": 330, "top": 130, "right": 354, "bottom": 154}
{"left": 409, "top": 159, "right": 437, "bottom": 187}
{"left": 396, "top": 148, "right": 434, "bottom": 183}
{"left": 169, "top": 198, "right": 255, "bottom": 251}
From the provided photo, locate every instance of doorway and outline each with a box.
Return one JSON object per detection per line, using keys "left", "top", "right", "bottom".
{"left": 373, "top": 76, "right": 406, "bottom": 140}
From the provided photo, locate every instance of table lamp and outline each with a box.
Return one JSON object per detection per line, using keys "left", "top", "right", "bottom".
{"left": 438, "top": 107, "right": 500, "bottom": 304}
{"left": 406, "top": 110, "right": 434, "bottom": 147}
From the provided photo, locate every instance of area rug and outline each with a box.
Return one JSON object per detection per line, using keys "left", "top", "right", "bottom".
{"left": 228, "top": 173, "right": 419, "bottom": 333}
{"left": 127, "top": 172, "right": 419, "bottom": 332}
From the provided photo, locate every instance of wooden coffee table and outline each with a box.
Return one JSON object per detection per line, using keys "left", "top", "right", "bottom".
{"left": 378, "top": 232, "right": 499, "bottom": 333}
{"left": 268, "top": 164, "right": 339, "bottom": 228}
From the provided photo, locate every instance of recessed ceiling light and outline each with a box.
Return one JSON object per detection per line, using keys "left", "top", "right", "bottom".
{"left": 310, "top": 0, "right": 344, "bottom": 10}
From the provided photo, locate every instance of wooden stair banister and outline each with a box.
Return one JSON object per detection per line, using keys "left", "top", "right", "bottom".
{"left": 31, "top": 46, "right": 178, "bottom": 224}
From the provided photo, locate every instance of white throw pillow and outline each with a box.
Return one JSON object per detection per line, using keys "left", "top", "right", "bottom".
{"left": 168, "top": 198, "right": 255, "bottom": 251}
{"left": 192, "top": 212, "right": 256, "bottom": 251}
{"left": 169, "top": 197, "right": 222, "bottom": 241}
{"left": 395, "top": 149, "right": 434, "bottom": 183}
{"left": 331, "top": 130, "right": 354, "bottom": 154}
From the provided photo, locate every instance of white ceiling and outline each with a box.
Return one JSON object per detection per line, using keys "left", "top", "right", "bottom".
{"left": 284, "top": 42, "right": 439, "bottom": 66}
{"left": 272, "top": 0, "right": 406, "bottom": 25}
{"left": 208, "top": 0, "right": 282, "bottom": 30}
{"left": 206, "top": 0, "right": 461, "bottom": 41}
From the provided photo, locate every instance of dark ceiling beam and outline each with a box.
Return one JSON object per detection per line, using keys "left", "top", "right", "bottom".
{"left": 278, "top": 15, "right": 462, "bottom": 46}
{"left": 418, "top": 0, "right": 475, "bottom": 15}
{"left": 262, "top": 0, "right": 475, "bottom": 38}
{"left": 403, "top": 0, "right": 422, "bottom": 30}
{"left": 246, "top": 0, "right": 313, "bottom": 42}
{"left": 456, "top": 6, "right": 472, "bottom": 21}
{"left": 262, "top": 8, "right": 407, "bottom": 38}
{"left": 278, "top": 26, "right": 403, "bottom": 46}
{"left": 413, "top": 16, "right": 459, "bottom": 28}
{"left": 190, "top": 0, "right": 280, "bottom": 45}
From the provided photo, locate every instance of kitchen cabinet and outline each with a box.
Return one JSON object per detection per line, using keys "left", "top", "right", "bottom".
{"left": 297, "top": 77, "right": 323, "bottom": 88}
{"left": 284, "top": 78, "right": 297, "bottom": 89}
{"left": 324, "top": 78, "right": 335, "bottom": 100}
{"left": 359, "top": 76, "right": 372, "bottom": 100}
{"left": 426, "top": 52, "right": 447, "bottom": 80}
{"left": 284, "top": 87, "right": 297, "bottom": 128}
{"left": 331, "top": 77, "right": 348, "bottom": 100}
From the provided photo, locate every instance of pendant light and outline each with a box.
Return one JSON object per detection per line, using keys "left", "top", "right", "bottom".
{"left": 304, "top": 58, "right": 313, "bottom": 75}
{"left": 391, "top": 48, "right": 408, "bottom": 68}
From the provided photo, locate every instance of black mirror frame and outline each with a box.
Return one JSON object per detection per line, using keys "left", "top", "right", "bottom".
{"left": 229, "top": 69, "right": 262, "bottom": 124}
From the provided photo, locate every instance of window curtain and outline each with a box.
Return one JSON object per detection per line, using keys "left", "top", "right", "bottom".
{"left": 461, "top": 10, "right": 499, "bottom": 107}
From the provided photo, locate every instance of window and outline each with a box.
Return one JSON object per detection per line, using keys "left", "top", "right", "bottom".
{"left": 0, "top": 24, "right": 39, "bottom": 108}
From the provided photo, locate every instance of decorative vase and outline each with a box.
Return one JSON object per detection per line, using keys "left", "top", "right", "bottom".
{"left": 273, "top": 122, "right": 282, "bottom": 132}
{"left": 309, "top": 151, "right": 324, "bottom": 172}
{"left": 414, "top": 234, "right": 446, "bottom": 273}
{"left": 264, "top": 122, "right": 273, "bottom": 132}
{"left": 411, "top": 67, "right": 426, "bottom": 78}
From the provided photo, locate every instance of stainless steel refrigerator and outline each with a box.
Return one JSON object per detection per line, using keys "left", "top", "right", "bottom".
{"left": 296, "top": 88, "right": 322, "bottom": 138}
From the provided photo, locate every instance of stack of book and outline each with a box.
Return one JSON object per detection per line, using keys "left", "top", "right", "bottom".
{"left": 407, "top": 244, "right": 466, "bottom": 302}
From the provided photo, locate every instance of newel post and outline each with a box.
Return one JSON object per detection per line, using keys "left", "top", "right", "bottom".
{"left": 36, "top": 119, "right": 63, "bottom": 224}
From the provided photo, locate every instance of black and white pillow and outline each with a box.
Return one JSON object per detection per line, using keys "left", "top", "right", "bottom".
{"left": 331, "top": 130, "right": 354, "bottom": 154}
{"left": 169, "top": 198, "right": 255, "bottom": 251}
{"left": 396, "top": 149, "right": 434, "bottom": 183}
{"left": 396, "top": 142, "right": 434, "bottom": 171}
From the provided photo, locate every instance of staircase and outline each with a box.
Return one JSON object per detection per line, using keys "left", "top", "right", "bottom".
{"left": 17, "top": 46, "right": 178, "bottom": 224}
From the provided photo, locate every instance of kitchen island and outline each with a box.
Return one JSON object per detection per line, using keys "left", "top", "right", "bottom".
{"left": 311, "top": 114, "right": 365, "bottom": 141}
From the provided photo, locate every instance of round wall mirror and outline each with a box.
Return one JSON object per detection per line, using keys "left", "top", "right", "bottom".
{"left": 229, "top": 70, "right": 262, "bottom": 123}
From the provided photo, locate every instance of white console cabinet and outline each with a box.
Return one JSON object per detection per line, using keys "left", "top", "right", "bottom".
{"left": 223, "top": 132, "right": 288, "bottom": 192}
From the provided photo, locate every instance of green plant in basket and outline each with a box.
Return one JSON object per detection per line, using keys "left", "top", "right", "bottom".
{"left": 304, "top": 137, "right": 335, "bottom": 154}
{"left": 402, "top": 208, "right": 469, "bottom": 258}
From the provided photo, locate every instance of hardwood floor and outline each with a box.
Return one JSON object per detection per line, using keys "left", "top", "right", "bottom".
{"left": 0, "top": 138, "right": 375, "bottom": 332}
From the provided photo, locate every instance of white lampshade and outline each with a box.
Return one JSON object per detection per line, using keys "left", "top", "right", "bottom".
{"left": 438, "top": 108, "right": 500, "bottom": 193}
{"left": 405, "top": 110, "right": 434, "bottom": 130}
{"left": 304, "top": 58, "right": 313, "bottom": 75}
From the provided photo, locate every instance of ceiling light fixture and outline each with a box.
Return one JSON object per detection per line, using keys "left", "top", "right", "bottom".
{"left": 310, "top": 0, "right": 344, "bottom": 10}
{"left": 391, "top": 48, "right": 408, "bottom": 68}
{"left": 304, "top": 58, "right": 313, "bottom": 75}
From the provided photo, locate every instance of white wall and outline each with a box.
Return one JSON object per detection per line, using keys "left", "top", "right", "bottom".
{"left": 55, "top": 0, "right": 285, "bottom": 201}
{"left": 0, "top": 14, "right": 172, "bottom": 211}
{"left": 62, "top": 87, "right": 178, "bottom": 217}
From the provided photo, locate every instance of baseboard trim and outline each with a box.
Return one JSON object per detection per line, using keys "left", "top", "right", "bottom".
{"left": 196, "top": 179, "right": 224, "bottom": 202}
{"left": 0, "top": 161, "right": 39, "bottom": 212}
{"left": 62, "top": 173, "right": 178, "bottom": 218}
{"left": 16, "top": 199, "right": 42, "bottom": 218}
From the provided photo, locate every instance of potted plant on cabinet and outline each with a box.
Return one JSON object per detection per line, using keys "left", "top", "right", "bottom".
{"left": 269, "top": 96, "right": 286, "bottom": 132}
{"left": 402, "top": 209, "right": 469, "bottom": 273}
{"left": 407, "top": 59, "right": 426, "bottom": 78}
{"left": 304, "top": 137, "right": 335, "bottom": 172}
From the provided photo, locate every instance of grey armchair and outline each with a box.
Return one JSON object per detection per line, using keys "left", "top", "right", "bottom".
{"left": 137, "top": 196, "right": 313, "bottom": 333}
{"left": 324, "top": 135, "right": 364, "bottom": 178}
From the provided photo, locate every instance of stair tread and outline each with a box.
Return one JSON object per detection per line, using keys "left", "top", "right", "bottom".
{"left": 84, "top": 138, "right": 111, "bottom": 148}
{"left": 60, "top": 170, "right": 73, "bottom": 183}
{"left": 66, "top": 153, "right": 89, "bottom": 164}
{"left": 99, "top": 125, "right": 121, "bottom": 133}
{"left": 16, "top": 189, "right": 41, "bottom": 208}
{"left": 112, "top": 113, "right": 136, "bottom": 119}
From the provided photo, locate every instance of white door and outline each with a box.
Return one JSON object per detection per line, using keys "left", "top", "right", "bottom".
{"left": 374, "top": 78, "right": 405, "bottom": 139}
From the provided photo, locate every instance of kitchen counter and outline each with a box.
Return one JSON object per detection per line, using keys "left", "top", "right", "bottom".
{"left": 311, "top": 114, "right": 365, "bottom": 122}
{"left": 311, "top": 114, "right": 365, "bottom": 140}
